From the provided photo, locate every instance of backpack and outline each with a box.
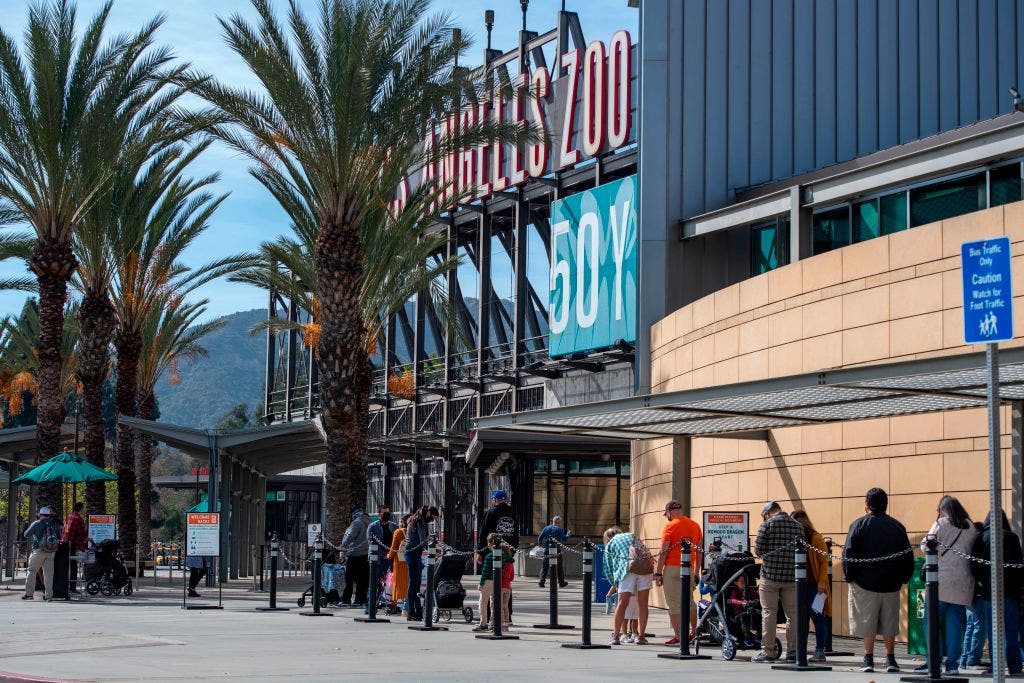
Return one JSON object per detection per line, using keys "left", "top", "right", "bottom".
{"left": 40, "top": 521, "right": 60, "bottom": 552}
{"left": 628, "top": 536, "right": 655, "bottom": 576}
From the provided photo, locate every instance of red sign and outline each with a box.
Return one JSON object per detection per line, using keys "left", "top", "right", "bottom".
{"left": 190, "top": 466, "right": 210, "bottom": 476}
{"left": 187, "top": 513, "right": 219, "bottom": 526}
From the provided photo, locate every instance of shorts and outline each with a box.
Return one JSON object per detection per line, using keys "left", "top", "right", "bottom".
{"left": 848, "top": 583, "right": 901, "bottom": 638}
{"left": 619, "top": 572, "right": 653, "bottom": 594}
{"left": 662, "top": 565, "right": 695, "bottom": 615}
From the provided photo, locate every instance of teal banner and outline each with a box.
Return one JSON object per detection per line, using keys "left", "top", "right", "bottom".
{"left": 548, "top": 175, "right": 638, "bottom": 357}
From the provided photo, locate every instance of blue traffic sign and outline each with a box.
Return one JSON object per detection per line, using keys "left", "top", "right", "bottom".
{"left": 961, "top": 236, "right": 1014, "bottom": 344}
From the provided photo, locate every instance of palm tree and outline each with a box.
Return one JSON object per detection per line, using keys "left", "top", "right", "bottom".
{"left": 0, "top": 0, "right": 193, "bottom": 510}
{"left": 135, "top": 295, "right": 224, "bottom": 555}
{"left": 197, "top": 0, "right": 529, "bottom": 533}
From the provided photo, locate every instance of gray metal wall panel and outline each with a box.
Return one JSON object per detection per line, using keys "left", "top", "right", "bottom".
{"left": 959, "top": 0, "right": 980, "bottom": 125}
{"left": 681, "top": 0, "right": 706, "bottom": 219}
{"left": 815, "top": 0, "right": 838, "bottom": 167}
{"left": 938, "top": 0, "right": 959, "bottom": 132}
{"left": 749, "top": 0, "right": 773, "bottom": 187}
{"left": 918, "top": 1, "right": 940, "bottom": 137}
{"left": 996, "top": 0, "right": 1017, "bottom": 122}
{"left": 793, "top": 0, "right": 816, "bottom": 176}
{"left": 705, "top": 0, "right": 729, "bottom": 210}
{"left": 857, "top": 0, "right": 878, "bottom": 156}
{"left": 898, "top": 0, "right": 919, "bottom": 143}
{"left": 836, "top": 0, "right": 858, "bottom": 162}
{"left": 877, "top": 0, "right": 899, "bottom": 149}
{"left": 727, "top": 0, "right": 751, "bottom": 192}
{"left": 980, "top": 0, "right": 1000, "bottom": 121}
{"left": 772, "top": 0, "right": 795, "bottom": 180}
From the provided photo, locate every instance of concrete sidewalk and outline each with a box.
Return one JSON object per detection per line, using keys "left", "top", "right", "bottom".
{"left": 0, "top": 576, "right": 945, "bottom": 682}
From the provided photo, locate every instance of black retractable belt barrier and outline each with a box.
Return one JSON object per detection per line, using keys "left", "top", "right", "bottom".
{"left": 659, "top": 540, "right": 710, "bottom": 661}
{"left": 823, "top": 538, "right": 852, "bottom": 656}
{"left": 534, "top": 540, "right": 574, "bottom": 629}
{"left": 772, "top": 548, "right": 830, "bottom": 672}
{"left": 300, "top": 534, "right": 332, "bottom": 617}
{"left": 409, "top": 537, "right": 446, "bottom": 631}
{"left": 563, "top": 539, "right": 609, "bottom": 650}
{"left": 355, "top": 538, "right": 390, "bottom": 623}
{"left": 900, "top": 537, "right": 967, "bottom": 683}
{"left": 257, "top": 534, "right": 289, "bottom": 611}
{"left": 477, "top": 538, "right": 518, "bottom": 640}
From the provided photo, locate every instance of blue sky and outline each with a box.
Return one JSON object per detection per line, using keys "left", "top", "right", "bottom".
{"left": 0, "top": 0, "right": 637, "bottom": 321}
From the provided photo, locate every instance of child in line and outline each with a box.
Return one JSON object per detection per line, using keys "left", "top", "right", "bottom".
{"left": 473, "top": 532, "right": 514, "bottom": 631}
{"left": 725, "top": 572, "right": 759, "bottom": 648}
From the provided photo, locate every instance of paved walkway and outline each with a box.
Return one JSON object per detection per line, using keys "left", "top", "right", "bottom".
{"left": 0, "top": 574, "right": 956, "bottom": 682}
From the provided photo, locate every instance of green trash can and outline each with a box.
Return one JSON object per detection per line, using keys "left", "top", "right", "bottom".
{"left": 907, "top": 556, "right": 926, "bottom": 655}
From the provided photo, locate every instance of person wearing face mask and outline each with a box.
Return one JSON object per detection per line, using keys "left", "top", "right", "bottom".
{"left": 405, "top": 504, "right": 438, "bottom": 621}
{"left": 365, "top": 505, "right": 397, "bottom": 613}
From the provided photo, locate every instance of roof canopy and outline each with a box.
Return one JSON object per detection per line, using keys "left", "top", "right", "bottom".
{"left": 473, "top": 348, "right": 1024, "bottom": 446}
{"left": 0, "top": 420, "right": 80, "bottom": 467}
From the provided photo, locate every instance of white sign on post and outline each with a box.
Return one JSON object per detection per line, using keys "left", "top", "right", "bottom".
{"left": 186, "top": 513, "right": 220, "bottom": 557}
{"left": 88, "top": 514, "right": 116, "bottom": 543}
{"left": 307, "top": 523, "right": 322, "bottom": 546}
{"left": 702, "top": 511, "right": 750, "bottom": 567}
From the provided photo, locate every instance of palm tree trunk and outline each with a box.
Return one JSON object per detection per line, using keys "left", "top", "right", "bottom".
{"left": 136, "top": 390, "right": 155, "bottom": 560}
{"left": 114, "top": 330, "right": 140, "bottom": 570}
{"left": 28, "top": 238, "right": 77, "bottom": 512}
{"left": 315, "top": 218, "right": 370, "bottom": 536}
{"left": 77, "top": 288, "right": 115, "bottom": 515}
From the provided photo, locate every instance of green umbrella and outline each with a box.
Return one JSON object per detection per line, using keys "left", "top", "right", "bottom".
{"left": 186, "top": 496, "right": 225, "bottom": 513}
{"left": 12, "top": 451, "right": 117, "bottom": 484}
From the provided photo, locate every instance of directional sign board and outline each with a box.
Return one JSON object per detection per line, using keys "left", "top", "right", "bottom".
{"left": 961, "top": 236, "right": 1014, "bottom": 344}
{"left": 186, "top": 513, "right": 220, "bottom": 557}
{"left": 307, "top": 523, "right": 322, "bottom": 546}
{"left": 702, "top": 511, "right": 750, "bottom": 568}
{"left": 88, "top": 515, "right": 116, "bottom": 543}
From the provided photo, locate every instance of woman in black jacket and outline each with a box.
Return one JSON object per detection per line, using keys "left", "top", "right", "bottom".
{"left": 970, "top": 511, "right": 1023, "bottom": 675}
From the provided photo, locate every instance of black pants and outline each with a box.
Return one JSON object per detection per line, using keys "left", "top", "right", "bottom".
{"left": 189, "top": 567, "right": 207, "bottom": 591}
{"left": 540, "top": 557, "right": 565, "bottom": 585}
{"left": 342, "top": 555, "right": 369, "bottom": 605}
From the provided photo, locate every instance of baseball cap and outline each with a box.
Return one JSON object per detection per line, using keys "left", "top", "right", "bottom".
{"left": 664, "top": 500, "right": 682, "bottom": 511}
{"left": 38, "top": 506, "right": 53, "bottom": 516}
{"left": 491, "top": 489, "right": 508, "bottom": 501}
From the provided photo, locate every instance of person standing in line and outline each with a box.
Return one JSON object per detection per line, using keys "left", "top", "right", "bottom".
{"left": 404, "top": 505, "right": 438, "bottom": 621}
{"left": 22, "top": 507, "right": 61, "bottom": 601}
{"left": 912, "top": 495, "right": 977, "bottom": 676}
{"left": 473, "top": 533, "right": 514, "bottom": 632}
{"left": 960, "top": 520, "right": 990, "bottom": 669}
{"left": 970, "top": 510, "right": 1023, "bottom": 676}
{"left": 844, "top": 488, "right": 914, "bottom": 674}
{"left": 791, "top": 509, "right": 832, "bottom": 663}
{"left": 478, "top": 489, "right": 518, "bottom": 561}
{"left": 537, "top": 516, "right": 568, "bottom": 588}
{"left": 365, "top": 505, "right": 397, "bottom": 612}
{"left": 185, "top": 554, "right": 207, "bottom": 597}
{"left": 387, "top": 513, "right": 410, "bottom": 614}
{"left": 340, "top": 506, "right": 372, "bottom": 607}
{"left": 752, "top": 501, "right": 804, "bottom": 663}
{"left": 603, "top": 526, "right": 653, "bottom": 645}
{"left": 62, "top": 501, "right": 88, "bottom": 593}
{"left": 653, "top": 500, "right": 702, "bottom": 646}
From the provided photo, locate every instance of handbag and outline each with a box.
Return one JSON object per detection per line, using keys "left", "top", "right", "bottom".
{"left": 627, "top": 537, "right": 655, "bottom": 576}
{"left": 919, "top": 528, "right": 963, "bottom": 582}
{"left": 529, "top": 545, "right": 546, "bottom": 560}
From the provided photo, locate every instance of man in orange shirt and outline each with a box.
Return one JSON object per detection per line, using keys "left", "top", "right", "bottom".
{"left": 653, "top": 500, "right": 702, "bottom": 645}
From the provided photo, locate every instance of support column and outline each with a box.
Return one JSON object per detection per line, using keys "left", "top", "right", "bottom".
{"left": 257, "top": 474, "right": 267, "bottom": 545}
{"left": 674, "top": 436, "right": 692, "bottom": 516}
{"left": 218, "top": 451, "right": 231, "bottom": 584}
{"left": 788, "top": 185, "right": 812, "bottom": 264}
{"left": 207, "top": 444, "right": 218, "bottom": 588}
{"left": 230, "top": 459, "right": 242, "bottom": 580}
{"left": 1012, "top": 401, "right": 1023, "bottom": 538}
{"left": 239, "top": 467, "right": 251, "bottom": 577}
{"left": 5, "top": 463, "right": 18, "bottom": 578}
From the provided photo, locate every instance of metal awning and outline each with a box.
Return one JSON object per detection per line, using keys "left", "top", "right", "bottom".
{"left": 0, "top": 420, "right": 80, "bottom": 466}
{"left": 473, "top": 348, "right": 1024, "bottom": 445}
{"left": 120, "top": 416, "right": 328, "bottom": 477}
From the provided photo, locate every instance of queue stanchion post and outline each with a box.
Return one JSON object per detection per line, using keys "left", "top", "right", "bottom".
{"left": 355, "top": 538, "right": 390, "bottom": 623}
{"left": 534, "top": 540, "right": 574, "bottom": 630}
{"left": 409, "top": 537, "right": 445, "bottom": 631}
{"left": 659, "top": 540, "right": 709, "bottom": 660}
{"left": 258, "top": 544, "right": 265, "bottom": 593}
{"left": 300, "top": 534, "right": 332, "bottom": 617}
{"left": 901, "top": 536, "right": 966, "bottom": 683}
{"left": 477, "top": 538, "right": 518, "bottom": 640}
{"left": 563, "top": 539, "right": 609, "bottom": 650}
{"left": 772, "top": 547, "right": 830, "bottom": 672}
{"left": 823, "top": 538, "right": 852, "bottom": 656}
{"left": 257, "top": 533, "right": 288, "bottom": 611}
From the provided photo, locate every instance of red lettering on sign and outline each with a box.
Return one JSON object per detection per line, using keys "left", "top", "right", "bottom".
{"left": 509, "top": 73, "right": 528, "bottom": 186}
{"left": 607, "top": 30, "right": 632, "bottom": 149}
{"left": 582, "top": 41, "right": 607, "bottom": 157}
{"left": 491, "top": 91, "right": 508, "bottom": 192}
{"left": 528, "top": 67, "right": 550, "bottom": 178}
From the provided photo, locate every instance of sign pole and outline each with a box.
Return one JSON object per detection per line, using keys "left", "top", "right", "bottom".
{"left": 988, "top": 342, "right": 1006, "bottom": 683}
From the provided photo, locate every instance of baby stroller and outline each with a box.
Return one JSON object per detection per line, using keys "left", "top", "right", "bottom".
{"left": 297, "top": 546, "right": 343, "bottom": 608}
{"left": 429, "top": 551, "right": 473, "bottom": 623}
{"left": 85, "top": 539, "right": 133, "bottom": 597}
{"left": 695, "top": 549, "right": 781, "bottom": 661}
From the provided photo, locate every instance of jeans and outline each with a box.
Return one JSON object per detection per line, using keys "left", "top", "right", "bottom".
{"left": 924, "top": 599, "right": 965, "bottom": 672}
{"left": 979, "top": 598, "right": 1023, "bottom": 674}
{"left": 803, "top": 591, "right": 829, "bottom": 655}
{"left": 405, "top": 550, "right": 423, "bottom": 616}
{"left": 962, "top": 597, "right": 990, "bottom": 667}
{"left": 365, "top": 557, "right": 391, "bottom": 613}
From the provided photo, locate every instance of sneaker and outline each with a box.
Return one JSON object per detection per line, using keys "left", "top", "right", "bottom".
{"left": 187, "top": 589, "right": 201, "bottom": 597}
{"left": 21, "top": 595, "right": 33, "bottom": 600}
{"left": 808, "top": 652, "right": 827, "bottom": 663}
{"left": 886, "top": 654, "right": 900, "bottom": 673}
{"left": 472, "top": 623, "right": 491, "bottom": 632}
{"left": 559, "top": 582, "right": 569, "bottom": 588}
{"left": 744, "top": 637, "right": 759, "bottom": 648}
{"left": 913, "top": 663, "right": 928, "bottom": 672}
{"left": 751, "top": 651, "right": 775, "bottom": 663}
{"left": 609, "top": 635, "right": 621, "bottom": 645}
{"left": 785, "top": 653, "right": 797, "bottom": 664}
{"left": 945, "top": 667, "right": 961, "bottom": 676}
{"left": 538, "top": 581, "right": 545, "bottom": 588}
{"left": 860, "top": 654, "right": 875, "bottom": 673}
{"left": 635, "top": 637, "right": 649, "bottom": 645}
{"left": 664, "top": 637, "right": 680, "bottom": 646}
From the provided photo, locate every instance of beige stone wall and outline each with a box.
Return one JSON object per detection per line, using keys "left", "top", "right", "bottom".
{"left": 636, "top": 202, "right": 1024, "bottom": 633}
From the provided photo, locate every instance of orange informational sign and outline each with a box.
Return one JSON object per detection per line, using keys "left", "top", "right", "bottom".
{"left": 186, "top": 513, "right": 220, "bottom": 557}
{"left": 702, "top": 511, "right": 750, "bottom": 567}
{"left": 88, "top": 515, "right": 116, "bottom": 542}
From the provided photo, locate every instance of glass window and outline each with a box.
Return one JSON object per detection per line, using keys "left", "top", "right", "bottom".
{"left": 990, "top": 163, "right": 1023, "bottom": 207}
{"left": 812, "top": 207, "right": 850, "bottom": 255}
{"left": 880, "top": 192, "right": 908, "bottom": 235}
{"left": 750, "top": 218, "right": 790, "bottom": 276}
{"left": 853, "top": 199, "right": 879, "bottom": 243}
{"left": 910, "top": 173, "right": 985, "bottom": 227}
